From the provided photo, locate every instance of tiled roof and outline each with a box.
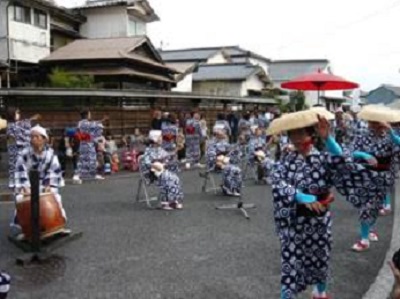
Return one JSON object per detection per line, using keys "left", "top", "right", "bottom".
{"left": 269, "top": 59, "right": 329, "bottom": 82}
{"left": 41, "top": 36, "right": 176, "bottom": 72}
{"left": 160, "top": 46, "right": 270, "bottom": 63}
{"left": 160, "top": 48, "right": 221, "bottom": 62}
{"left": 193, "top": 63, "right": 263, "bottom": 81}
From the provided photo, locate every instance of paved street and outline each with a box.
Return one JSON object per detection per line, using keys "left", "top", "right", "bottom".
{"left": 0, "top": 170, "right": 394, "bottom": 299}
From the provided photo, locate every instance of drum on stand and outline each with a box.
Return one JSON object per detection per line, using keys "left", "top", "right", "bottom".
{"left": 16, "top": 193, "right": 66, "bottom": 240}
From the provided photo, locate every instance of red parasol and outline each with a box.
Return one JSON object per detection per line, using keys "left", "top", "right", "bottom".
{"left": 281, "top": 70, "right": 359, "bottom": 104}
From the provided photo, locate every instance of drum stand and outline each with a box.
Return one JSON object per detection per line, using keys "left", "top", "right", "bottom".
{"left": 215, "top": 193, "right": 256, "bottom": 220}
{"left": 9, "top": 170, "right": 82, "bottom": 266}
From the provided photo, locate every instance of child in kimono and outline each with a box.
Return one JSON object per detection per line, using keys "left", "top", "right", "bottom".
{"left": 150, "top": 162, "right": 184, "bottom": 210}
{"left": 269, "top": 110, "right": 381, "bottom": 299}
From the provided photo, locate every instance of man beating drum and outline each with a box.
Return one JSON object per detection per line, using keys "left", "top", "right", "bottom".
{"left": 11, "top": 125, "right": 70, "bottom": 241}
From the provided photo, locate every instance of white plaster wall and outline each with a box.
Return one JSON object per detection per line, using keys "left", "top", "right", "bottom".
{"left": 241, "top": 73, "right": 265, "bottom": 96}
{"left": 80, "top": 6, "right": 128, "bottom": 38}
{"left": 0, "top": 2, "right": 8, "bottom": 62}
{"left": 7, "top": 6, "right": 50, "bottom": 63}
{"left": 193, "top": 81, "right": 242, "bottom": 96}
{"left": 206, "top": 51, "right": 229, "bottom": 64}
{"left": 172, "top": 73, "right": 193, "bottom": 92}
{"left": 249, "top": 58, "right": 269, "bottom": 74}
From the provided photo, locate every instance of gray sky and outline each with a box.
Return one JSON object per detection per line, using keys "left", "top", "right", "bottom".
{"left": 58, "top": 0, "right": 400, "bottom": 91}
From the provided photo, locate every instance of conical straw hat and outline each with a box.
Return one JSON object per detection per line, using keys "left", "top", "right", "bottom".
{"left": 309, "top": 107, "right": 335, "bottom": 121}
{"left": 390, "top": 109, "right": 400, "bottom": 123}
{"left": 267, "top": 109, "right": 320, "bottom": 136}
{"left": 358, "top": 105, "right": 398, "bottom": 123}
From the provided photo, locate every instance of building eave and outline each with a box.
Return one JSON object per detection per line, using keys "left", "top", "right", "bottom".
{"left": 0, "top": 88, "right": 277, "bottom": 104}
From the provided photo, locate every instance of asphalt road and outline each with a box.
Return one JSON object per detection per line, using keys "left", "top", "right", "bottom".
{"left": 0, "top": 171, "right": 394, "bottom": 299}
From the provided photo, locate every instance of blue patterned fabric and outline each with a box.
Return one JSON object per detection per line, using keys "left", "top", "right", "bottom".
{"left": 77, "top": 120, "right": 103, "bottom": 178}
{"left": 221, "top": 164, "right": 242, "bottom": 195}
{"left": 248, "top": 136, "right": 268, "bottom": 165}
{"left": 161, "top": 123, "right": 180, "bottom": 172}
{"left": 157, "top": 170, "right": 184, "bottom": 203}
{"left": 0, "top": 271, "right": 10, "bottom": 294}
{"left": 205, "top": 139, "right": 231, "bottom": 171}
{"left": 141, "top": 146, "right": 176, "bottom": 184}
{"left": 349, "top": 130, "right": 398, "bottom": 223}
{"left": 14, "top": 146, "right": 66, "bottom": 221}
{"left": 161, "top": 123, "right": 178, "bottom": 152}
{"left": 213, "top": 120, "right": 231, "bottom": 135}
{"left": 15, "top": 146, "right": 62, "bottom": 192}
{"left": 271, "top": 147, "right": 382, "bottom": 298}
{"left": 185, "top": 119, "right": 203, "bottom": 163}
{"left": 6, "top": 119, "right": 32, "bottom": 188}
{"left": 238, "top": 119, "right": 252, "bottom": 140}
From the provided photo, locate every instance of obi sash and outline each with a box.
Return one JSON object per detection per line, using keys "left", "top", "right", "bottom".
{"left": 75, "top": 132, "right": 92, "bottom": 142}
{"left": 296, "top": 192, "right": 334, "bottom": 218}
{"left": 163, "top": 133, "right": 176, "bottom": 142}
{"left": 185, "top": 125, "right": 196, "bottom": 135}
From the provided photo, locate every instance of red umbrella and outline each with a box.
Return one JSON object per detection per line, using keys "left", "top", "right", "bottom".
{"left": 281, "top": 70, "right": 359, "bottom": 104}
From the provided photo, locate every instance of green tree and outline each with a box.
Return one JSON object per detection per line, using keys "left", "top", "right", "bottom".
{"left": 290, "top": 91, "right": 307, "bottom": 111}
{"left": 48, "top": 68, "right": 94, "bottom": 88}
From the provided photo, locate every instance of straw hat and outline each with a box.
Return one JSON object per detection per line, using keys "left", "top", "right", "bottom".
{"left": 358, "top": 105, "right": 398, "bottom": 123}
{"left": 391, "top": 109, "right": 400, "bottom": 123}
{"left": 267, "top": 109, "right": 321, "bottom": 136}
{"left": 309, "top": 107, "right": 335, "bottom": 121}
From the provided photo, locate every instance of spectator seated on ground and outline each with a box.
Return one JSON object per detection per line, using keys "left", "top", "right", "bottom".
{"left": 105, "top": 135, "right": 118, "bottom": 154}
{"left": 111, "top": 152, "right": 120, "bottom": 173}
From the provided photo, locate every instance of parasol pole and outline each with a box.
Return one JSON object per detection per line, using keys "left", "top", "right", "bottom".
{"left": 317, "top": 89, "right": 320, "bottom": 105}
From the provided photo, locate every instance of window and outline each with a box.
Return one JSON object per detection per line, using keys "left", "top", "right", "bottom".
{"left": 128, "top": 19, "right": 146, "bottom": 36}
{"left": 14, "top": 5, "right": 31, "bottom": 24}
{"left": 34, "top": 9, "right": 47, "bottom": 29}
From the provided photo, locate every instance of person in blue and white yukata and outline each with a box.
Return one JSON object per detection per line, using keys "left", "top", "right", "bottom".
{"left": 12, "top": 125, "right": 69, "bottom": 239}
{"left": 248, "top": 126, "right": 271, "bottom": 182}
{"left": 238, "top": 111, "right": 252, "bottom": 142}
{"left": 215, "top": 154, "right": 242, "bottom": 197}
{"left": 5, "top": 107, "right": 40, "bottom": 189}
{"left": 184, "top": 112, "right": 205, "bottom": 169}
{"left": 348, "top": 104, "right": 368, "bottom": 143}
{"left": 205, "top": 130, "right": 231, "bottom": 172}
{"left": 269, "top": 109, "right": 383, "bottom": 299}
{"left": 73, "top": 110, "right": 108, "bottom": 184}
{"left": 141, "top": 130, "right": 177, "bottom": 185}
{"left": 161, "top": 113, "right": 180, "bottom": 173}
{"left": 347, "top": 105, "right": 400, "bottom": 252}
{"left": 213, "top": 113, "right": 231, "bottom": 137}
{"left": 150, "top": 162, "right": 183, "bottom": 210}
